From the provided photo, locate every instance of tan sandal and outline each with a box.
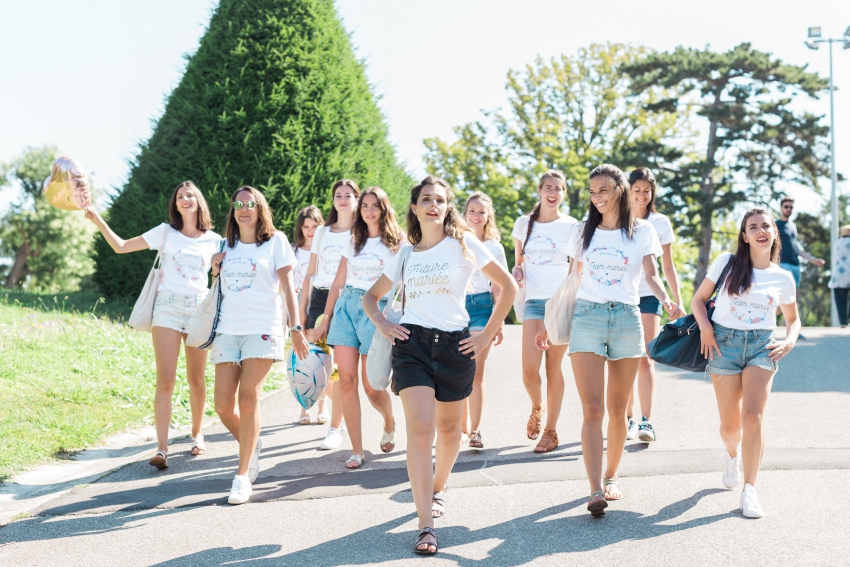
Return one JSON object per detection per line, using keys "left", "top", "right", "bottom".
{"left": 526, "top": 404, "right": 545, "bottom": 440}
{"left": 587, "top": 491, "right": 608, "bottom": 516}
{"left": 603, "top": 477, "right": 623, "bottom": 500}
{"left": 149, "top": 450, "right": 168, "bottom": 469}
{"left": 533, "top": 429, "right": 558, "bottom": 453}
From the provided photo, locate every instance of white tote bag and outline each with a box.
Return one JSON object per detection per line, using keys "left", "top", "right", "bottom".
{"left": 543, "top": 224, "right": 584, "bottom": 346}
{"left": 186, "top": 239, "right": 227, "bottom": 349}
{"left": 512, "top": 215, "right": 529, "bottom": 322}
{"left": 128, "top": 228, "right": 169, "bottom": 332}
{"left": 366, "top": 246, "right": 413, "bottom": 391}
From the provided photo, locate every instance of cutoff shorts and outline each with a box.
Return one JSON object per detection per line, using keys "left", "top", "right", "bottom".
{"left": 639, "top": 295, "right": 663, "bottom": 316}
{"left": 707, "top": 323, "right": 778, "bottom": 375}
{"left": 569, "top": 299, "right": 646, "bottom": 360}
{"left": 523, "top": 298, "right": 547, "bottom": 321}
{"left": 327, "top": 286, "right": 387, "bottom": 354}
{"left": 152, "top": 291, "right": 205, "bottom": 334}
{"left": 210, "top": 333, "right": 286, "bottom": 365}
{"left": 391, "top": 324, "right": 475, "bottom": 402}
{"left": 306, "top": 287, "right": 329, "bottom": 329}
{"left": 466, "top": 291, "right": 494, "bottom": 331}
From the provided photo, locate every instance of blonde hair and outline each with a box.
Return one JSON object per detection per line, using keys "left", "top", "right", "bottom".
{"left": 463, "top": 191, "right": 501, "bottom": 242}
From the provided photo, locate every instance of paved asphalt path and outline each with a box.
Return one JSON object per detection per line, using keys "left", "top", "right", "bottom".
{"left": 1, "top": 326, "right": 848, "bottom": 566}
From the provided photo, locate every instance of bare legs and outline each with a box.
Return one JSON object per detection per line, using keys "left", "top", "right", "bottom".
{"left": 521, "top": 320, "right": 568, "bottom": 433}
{"left": 335, "top": 346, "right": 394, "bottom": 456}
{"left": 711, "top": 367, "right": 775, "bottom": 486}
{"left": 214, "top": 358, "right": 274, "bottom": 476}
{"left": 626, "top": 313, "right": 660, "bottom": 421}
{"left": 571, "top": 352, "right": 640, "bottom": 494}
{"left": 151, "top": 327, "right": 208, "bottom": 453}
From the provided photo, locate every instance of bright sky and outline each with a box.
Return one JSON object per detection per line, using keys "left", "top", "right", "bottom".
{"left": 1, "top": 0, "right": 848, "bottom": 216}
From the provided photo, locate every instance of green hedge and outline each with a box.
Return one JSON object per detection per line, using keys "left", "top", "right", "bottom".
{"left": 95, "top": 0, "right": 411, "bottom": 297}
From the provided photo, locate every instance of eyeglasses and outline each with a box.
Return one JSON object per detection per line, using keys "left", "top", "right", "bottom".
{"left": 233, "top": 200, "right": 256, "bottom": 210}
{"left": 782, "top": 205, "right": 794, "bottom": 210}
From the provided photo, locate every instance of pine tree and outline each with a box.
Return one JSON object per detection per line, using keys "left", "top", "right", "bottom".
{"left": 94, "top": 0, "right": 410, "bottom": 297}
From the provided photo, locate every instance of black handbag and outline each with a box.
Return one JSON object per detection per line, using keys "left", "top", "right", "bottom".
{"left": 647, "top": 259, "right": 733, "bottom": 372}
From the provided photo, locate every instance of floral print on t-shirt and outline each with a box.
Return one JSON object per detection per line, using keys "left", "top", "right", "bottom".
{"left": 586, "top": 245, "right": 630, "bottom": 287}
{"left": 221, "top": 257, "right": 258, "bottom": 293}
{"left": 171, "top": 250, "right": 207, "bottom": 282}
{"left": 728, "top": 292, "right": 776, "bottom": 325}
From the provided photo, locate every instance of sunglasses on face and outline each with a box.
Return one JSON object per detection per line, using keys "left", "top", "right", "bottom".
{"left": 233, "top": 200, "right": 257, "bottom": 210}
{"left": 783, "top": 205, "right": 793, "bottom": 210}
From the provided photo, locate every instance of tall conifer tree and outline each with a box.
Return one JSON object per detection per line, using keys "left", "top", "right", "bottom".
{"left": 95, "top": 0, "right": 410, "bottom": 297}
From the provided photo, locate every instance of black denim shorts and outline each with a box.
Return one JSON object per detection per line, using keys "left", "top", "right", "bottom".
{"left": 391, "top": 324, "right": 476, "bottom": 402}
{"left": 306, "top": 288, "right": 329, "bottom": 329}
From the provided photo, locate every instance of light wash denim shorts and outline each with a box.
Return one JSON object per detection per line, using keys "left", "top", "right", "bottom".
{"left": 327, "top": 286, "right": 387, "bottom": 354}
{"left": 210, "top": 333, "right": 286, "bottom": 365}
{"left": 523, "top": 298, "right": 547, "bottom": 321}
{"left": 569, "top": 299, "right": 645, "bottom": 360}
{"left": 152, "top": 291, "right": 204, "bottom": 334}
{"left": 707, "top": 323, "right": 777, "bottom": 375}
{"left": 466, "top": 292, "right": 494, "bottom": 331}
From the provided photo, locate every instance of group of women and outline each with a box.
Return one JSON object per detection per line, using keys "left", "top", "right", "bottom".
{"left": 86, "top": 163, "right": 801, "bottom": 556}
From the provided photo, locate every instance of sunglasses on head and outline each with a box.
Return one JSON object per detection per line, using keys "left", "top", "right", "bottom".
{"left": 233, "top": 200, "right": 257, "bottom": 210}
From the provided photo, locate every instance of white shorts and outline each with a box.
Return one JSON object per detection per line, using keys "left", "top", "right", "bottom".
{"left": 152, "top": 291, "right": 205, "bottom": 334}
{"left": 210, "top": 333, "right": 286, "bottom": 365}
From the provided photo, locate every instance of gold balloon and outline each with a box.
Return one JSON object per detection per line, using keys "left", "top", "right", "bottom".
{"left": 43, "top": 156, "right": 91, "bottom": 211}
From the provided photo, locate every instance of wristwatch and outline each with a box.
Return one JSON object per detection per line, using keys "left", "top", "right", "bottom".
{"left": 288, "top": 325, "right": 303, "bottom": 334}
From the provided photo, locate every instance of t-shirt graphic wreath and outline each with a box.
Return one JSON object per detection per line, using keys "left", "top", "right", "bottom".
{"left": 587, "top": 246, "right": 629, "bottom": 287}
{"left": 171, "top": 250, "right": 205, "bottom": 282}
{"left": 222, "top": 257, "right": 258, "bottom": 293}
{"left": 729, "top": 293, "right": 775, "bottom": 325}
{"left": 350, "top": 252, "right": 385, "bottom": 284}
{"left": 320, "top": 244, "right": 344, "bottom": 277}
{"left": 526, "top": 235, "right": 557, "bottom": 266}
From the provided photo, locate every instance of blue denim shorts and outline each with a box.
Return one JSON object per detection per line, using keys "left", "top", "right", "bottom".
{"left": 523, "top": 298, "right": 547, "bottom": 321}
{"left": 210, "top": 333, "right": 286, "bottom": 365}
{"left": 327, "top": 286, "right": 387, "bottom": 354}
{"left": 466, "top": 291, "right": 494, "bottom": 331}
{"left": 707, "top": 323, "right": 778, "bottom": 375}
{"left": 569, "top": 299, "right": 645, "bottom": 360}
{"left": 779, "top": 262, "right": 801, "bottom": 287}
{"left": 152, "top": 291, "right": 205, "bottom": 334}
{"left": 639, "top": 295, "right": 663, "bottom": 316}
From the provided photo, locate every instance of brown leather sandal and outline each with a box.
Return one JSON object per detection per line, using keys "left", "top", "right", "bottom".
{"left": 533, "top": 429, "right": 559, "bottom": 453}
{"left": 148, "top": 450, "right": 168, "bottom": 469}
{"left": 587, "top": 491, "right": 608, "bottom": 516}
{"left": 526, "top": 404, "right": 545, "bottom": 440}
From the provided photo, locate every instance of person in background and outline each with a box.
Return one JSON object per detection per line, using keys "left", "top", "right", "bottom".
{"left": 829, "top": 225, "right": 850, "bottom": 328}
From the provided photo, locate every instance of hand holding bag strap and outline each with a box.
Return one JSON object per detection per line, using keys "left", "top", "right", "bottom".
{"left": 196, "top": 238, "right": 227, "bottom": 350}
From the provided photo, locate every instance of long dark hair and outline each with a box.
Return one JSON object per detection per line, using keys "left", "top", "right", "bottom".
{"left": 352, "top": 186, "right": 403, "bottom": 254}
{"left": 326, "top": 179, "right": 361, "bottom": 227}
{"left": 628, "top": 167, "right": 657, "bottom": 219}
{"left": 523, "top": 169, "right": 567, "bottom": 254}
{"left": 723, "top": 208, "right": 782, "bottom": 296}
{"left": 224, "top": 186, "right": 276, "bottom": 247}
{"left": 168, "top": 181, "right": 213, "bottom": 232}
{"left": 582, "top": 164, "right": 634, "bottom": 252}
{"left": 406, "top": 175, "right": 471, "bottom": 257}
{"left": 293, "top": 205, "right": 323, "bottom": 249}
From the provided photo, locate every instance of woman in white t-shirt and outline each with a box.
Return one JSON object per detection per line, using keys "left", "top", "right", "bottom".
{"left": 691, "top": 208, "right": 800, "bottom": 519}
{"left": 461, "top": 191, "right": 508, "bottom": 449}
{"left": 85, "top": 181, "right": 220, "bottom": 469}
{"left": 312, "top": 187, "right": 404, "bottom": 469}
{"left": 511, "top": 170, "right": 578, "bottom": 453}
{"left": 537, "top": 164, "right": 677, "bottom": 517}
{"left": 291, "top": 205, "right": 327, "bottom": 426}
{"left": 209, "top": 186, "right": 309, "bottom": 505}
{"left": 625, "top": 167, "right": 686, "bottom": 443}
{"left": 364, "top": 176, "right": 517, "bottom": 555}
{"left": 298, "top": 180, "right": 360, "bottom": 450}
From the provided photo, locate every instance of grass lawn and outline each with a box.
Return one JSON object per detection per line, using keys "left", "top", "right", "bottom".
{"left": 0, "top": 290, "right": 285, "bottom": 483}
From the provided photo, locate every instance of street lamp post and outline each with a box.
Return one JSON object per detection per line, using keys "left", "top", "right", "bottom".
{"left": 805, "top": 26, "right": 849, "bottom": 327}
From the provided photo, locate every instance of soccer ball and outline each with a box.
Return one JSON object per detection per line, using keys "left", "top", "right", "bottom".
{"left": 287, "top": 341, "right": 332, "bottom": 410}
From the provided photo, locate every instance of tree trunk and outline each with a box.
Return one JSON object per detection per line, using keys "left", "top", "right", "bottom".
{"left": 5, "top": 242, "right": 31, "bottom": 289}
{"left": 694, "top": 91, "right": 724, "bottom": 288}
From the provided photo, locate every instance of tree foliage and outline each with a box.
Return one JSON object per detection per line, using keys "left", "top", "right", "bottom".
{"left": 95, "top": 0, "right": 411, "bottom": 297}
{"left": 0, "top": 146, "right": 96, "bottom": 292}
{"left": 624, "top": 43, "right": 830, "bottom": 285}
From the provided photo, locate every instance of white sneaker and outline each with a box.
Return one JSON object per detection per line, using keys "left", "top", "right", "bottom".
{"left": 722, "top": 444, "right": 742, "bottom": 489}
{"left": 320, "top": 427, "right": 343, "bottom": 450}
{"left": 248, "top": 437, "right": 263, "bottom": 483}
{"left": 740, "top": 483, "right": 764, "bottom": 518}
{"left": 227, "top": 474, "right": 252, "bottom": 505}
{"left": 626, "top": 418, "right": 638, "bottom": 440}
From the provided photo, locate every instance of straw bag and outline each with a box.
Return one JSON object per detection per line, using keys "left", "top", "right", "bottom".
{"left": 186, "top": 239, "right": 226, "bottom": 349}
{"left": 366, "top": 246, "right": 413, "bottom": 390}
{"left": 543, "top": 223, "right": 584, "bottom": 346}
{"left": 128, "top": 228, "right": 170, "bottom": 332}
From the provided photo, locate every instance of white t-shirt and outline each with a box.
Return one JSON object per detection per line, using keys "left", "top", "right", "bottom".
{"left": 383, "top": 234, "right": 495, "bottom": 332}
{"left": 310, "top": 227, "right": 350, "bottom": 289}
{"left": 707, "top": 252, "right": 796, "bottom": 330}
{"left": 567, "top": 219, "right": 663, "bottom": 306}
{"left": 511, "top": 214, "right": 578, "bottom": 300}
{"left": 467, "top": 239, "right": 508, "bottom": 295}
{"left": 217, "top": 232, "right": 297, "bottom": 335}
{"left": 637, "top": 212, "right": 676, "bottom": 298}
{"left": 292, "top": 246, "right": 311, "bottom": 292}
{"left": 141, "top": 223, "right": 221, "bottom": 296}
{"left": 342, "top": 237, "right": 399, "bottom": 291}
